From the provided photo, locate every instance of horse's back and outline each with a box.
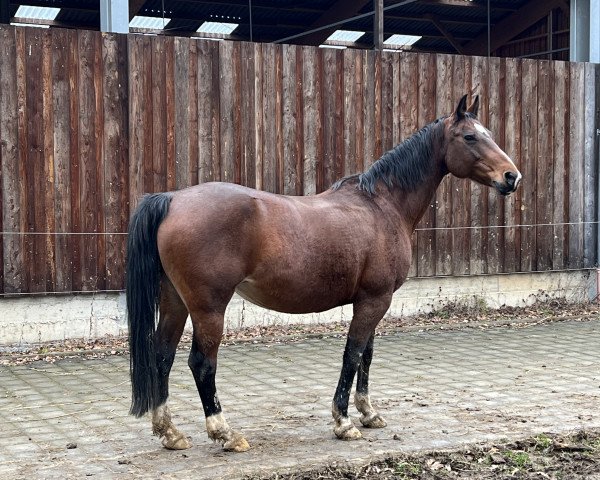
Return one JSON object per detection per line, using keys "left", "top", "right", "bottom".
{"left": 156, "top": 182, "right": 390, "bottom": 314}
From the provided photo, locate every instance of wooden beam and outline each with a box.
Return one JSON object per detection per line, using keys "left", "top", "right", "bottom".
{"left": 420, "top": 0, "right": 516, "bottom": 11}
{"left": 462, "top": 0, "right": 565, "bottom": 56}
{"left": 426, "top": 14, "right": 465, "bottom": 54}
{"left": 129, "top": 0, "right": 146, "bottom": 19}
{"left": 373, "top": 0, "right": 383, "bottom": 49}
{"left": 297, "top": 0, "right": 371, "bottom": 45}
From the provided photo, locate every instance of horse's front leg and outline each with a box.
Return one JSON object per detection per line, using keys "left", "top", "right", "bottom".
{"left": 332, "top": 295, "right": 391, "bottom": 440}
{"left": 355, "top": 334, "right": 387, "bottom": 428}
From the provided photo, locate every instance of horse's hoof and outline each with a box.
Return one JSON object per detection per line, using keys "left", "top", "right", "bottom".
{"left": 162, "top": 434, "right": 192, "bottom": 450}
{"left": 223, "top": 433, "right": 250, "bottom": 452}
{"left": 334, "top": 424, "right": 362, "bottom": 440}
{"left": 360, "top": 413, "right": 387, "bottom": 429}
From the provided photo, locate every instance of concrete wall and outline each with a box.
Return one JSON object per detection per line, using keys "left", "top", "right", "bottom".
{"left": 0, "top": 270, "right": 595, "bottom": 346}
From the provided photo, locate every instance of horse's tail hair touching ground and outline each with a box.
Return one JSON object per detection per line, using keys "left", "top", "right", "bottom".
{"left": 126, "top": 192, "right": 173, "bottom": 417}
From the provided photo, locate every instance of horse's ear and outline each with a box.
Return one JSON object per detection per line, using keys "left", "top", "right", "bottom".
{"left": 467, "top": 95, "right": 480, "bottom": 117}
{"left": 455, "top": 94, "right": 468, "bottom": 121}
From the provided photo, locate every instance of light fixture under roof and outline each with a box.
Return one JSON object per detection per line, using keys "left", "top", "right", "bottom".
{"left": 327, "top": 30, "right": 365, "bottom": 43}
{"left": 197, "top": 21, "right": 239, "bottom": 35}
{"left": 384, "top": 34, "right": 422, "bottom": 47}
{"left": 14, "top": 5, "right": 60, "bottom": 21}
{"left": 319, "top": 44, "right": 347, "bottom": 49}
{"left": 129, "top": 15, "right": 171, "bottom": 29}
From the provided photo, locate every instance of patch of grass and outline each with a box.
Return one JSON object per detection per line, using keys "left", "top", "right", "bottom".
{"left": 394, "top": 461, "right": 422, "bottom": 478}
{"left": 534, "top": 433, "right": 553, "bottom": 451}
{"left": 504, "top": 450, "right": 530, "bottom": 468}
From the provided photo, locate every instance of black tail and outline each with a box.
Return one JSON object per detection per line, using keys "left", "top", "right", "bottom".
{"left": 126, "top": 192, "right": 173, "bottom": 417}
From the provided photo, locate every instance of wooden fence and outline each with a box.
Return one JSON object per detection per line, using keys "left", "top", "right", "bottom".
{"left": 0, "top": 25, "right": 598, "bottom": 294}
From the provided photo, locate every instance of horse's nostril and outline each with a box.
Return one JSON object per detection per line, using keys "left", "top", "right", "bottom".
{"left": 504, "top": 171, "right": 517, "bottom": 185}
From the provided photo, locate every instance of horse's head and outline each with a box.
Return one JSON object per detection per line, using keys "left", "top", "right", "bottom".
{"left": 443, "top": 95, "right": 521, "bottom": 196}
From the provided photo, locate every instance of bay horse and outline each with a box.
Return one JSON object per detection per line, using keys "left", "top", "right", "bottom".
{"left": 126, "top": 95, "right": 521, "bottom": 452}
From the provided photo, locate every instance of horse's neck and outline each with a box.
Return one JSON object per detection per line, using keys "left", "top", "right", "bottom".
{"left": 390, "top": 167, "right": 446, "bottom": 233}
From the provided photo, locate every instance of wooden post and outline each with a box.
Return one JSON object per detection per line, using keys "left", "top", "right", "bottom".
{"left": 373, "top": 0, "right": 383, "bottom": 50}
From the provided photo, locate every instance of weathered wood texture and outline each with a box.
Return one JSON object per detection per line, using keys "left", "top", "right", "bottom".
{"left": 0, "top": 26, "right": 597, "bottom": 294}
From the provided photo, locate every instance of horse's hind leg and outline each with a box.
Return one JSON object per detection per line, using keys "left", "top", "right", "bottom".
{"left": 354, "top": 334, "right": 387, "bottom": 428}
{"left": 188, "top": 308, "right": 250, "bottom": 452}
{"left": 151, "top": 277, "right": 192, "bottom": 450}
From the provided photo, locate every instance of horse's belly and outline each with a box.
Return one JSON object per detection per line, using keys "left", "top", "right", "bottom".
{"left": 235, "top": 278, "right": 347, "bottom": 314}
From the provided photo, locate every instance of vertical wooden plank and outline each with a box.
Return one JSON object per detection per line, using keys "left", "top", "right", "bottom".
{"left": 434, "top": 54, "right": 453, "bottom": 277}
{"left": 197, "top": 40, "right": 219, "bottom": 184}
{"left": 141, "top": 36, "right": 153, "bottom": 195}
{"left": 363, "top": 50, "right": 376, "bottom": 170}
{"left": 68, "top": 29, "right": 82, "bottom": 292}
{"left": 399, "top": 51, "right": 419, "bottom": 277}
{"left": 520, "top": 59, "right": 538, "bottom": 273}
{"left": 253, "top": 43, "right": 263, "bottom": 190}
{"left": 261, "top": 43, "right": 277, "bottom": 193}
{"left": 219, "top": 41, "right": 235, "bottom": 184}
{"left": 486, "top": 57, "right": 506, "bottom": 274}
{"left": 282, "top": 44, "right": 299, "bottom": 194}
{"left": 51, "top": 29, "right": 73, "bottom": 292}
{"left": 240, "top": 42, "right": 257, "bottom": 189}
{"left": 552, "top": 61, "right": 568, "bottom": 270}
{"left": 373, "top": 50, "right": 383, "bottom": 160}
{"left": 381, "top": 51, "right": 393, "bottom": 153}
{"left": 416, "top": 53, "right": 436, "bottom": 277}
{"left": 23, "top": 27, "right": 45, "bottom": 292}
{"left": 469, "top": 55, "right": 489, "bottom": 275}
{"left": 275, "top": 45, "right": 283, "bottom": 193}
{"left": 128, "top": 34, "right": 144, "bottom": 212}
{"left": 78, "top": 30, "right": 104, "bottom": 291}
{"left": 343, "top": 48, "right": 357, "bottom": 176}
{"left": 354, "top": 50, "right": 364, "bottom": 174}
{"left": 232, "top": 42, "right": 242, "bottom": 185}
{"left": 535, "top": 59, "right": 553, "bottom": 271}
{"left": 583, "top": 62, "right": 597, "bottom": 269}
{"left": 0, "top": 25, "right": 25, "bottom": 293}
{"left": 302, "top": 46, "right": 321, "bottom": 195}
{"left": 334, "top": 49, "right": 345, "bottom": 182}
{"left": 188, "top": 39, "right": 199, "bottom": 186}
{"left": 568, "top": 62, "right": 584, "bottom": 269}
{"left": 151, "top": 36, "right": 167, "bottom": 193}
{"left": 294, "top": 46, "right": 304, "bottom": 195}
{"left": 174, "top": 37, "right": 190, "bottom": 189}
{"left": 42, "top": 29, "right": 57, "bottom": 291}
{"left": 503, "top": 57, "right": 522, "bottom": 273}
{"left": 391, "top": 52, "right": 401, "bottom": 146}
{"left": 102, "top": 32, "right": 128, "bottom": 291}
{"left": 450, "top": 54, "right": 470, "bottom": 276}
{"left": 321, "top": 48, "right": 336, "bottom": 188}
{"left": 164, "top": 37, "right": 176, "bottom": 192}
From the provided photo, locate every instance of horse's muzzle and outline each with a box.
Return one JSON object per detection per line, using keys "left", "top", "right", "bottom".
{"left": 494, "top": 171, "right": 521, "bottom": 196}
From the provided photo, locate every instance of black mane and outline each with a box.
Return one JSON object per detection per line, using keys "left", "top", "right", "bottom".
{"left": 332, "top": 117, "right": 447, "bottom": 195}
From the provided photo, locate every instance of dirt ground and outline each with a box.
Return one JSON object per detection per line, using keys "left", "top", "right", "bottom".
{"left": 245, "top": 430, "right": 600, "bottom": 479}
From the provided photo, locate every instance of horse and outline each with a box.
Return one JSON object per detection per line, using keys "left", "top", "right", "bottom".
{"left": 126, "top": 95, "right": 521, "bottom": 452}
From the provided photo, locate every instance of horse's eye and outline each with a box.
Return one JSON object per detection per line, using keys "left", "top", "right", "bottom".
{"left": 464, "top": 134, "right": 477, "bottom": 142}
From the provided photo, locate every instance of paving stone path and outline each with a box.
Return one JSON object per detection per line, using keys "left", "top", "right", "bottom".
{"left": 1, "top": 319, "right": 599, "bottom": 479}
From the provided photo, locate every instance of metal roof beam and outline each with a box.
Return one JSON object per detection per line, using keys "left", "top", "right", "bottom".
{"left": 462, "top": 0, "right": 565, "bottom": 56}
{"left": 425, "top": 14, "right": 465, "bottom": 54}
{"left": 296, "top": 0, "right": 371, "bottom": 45}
